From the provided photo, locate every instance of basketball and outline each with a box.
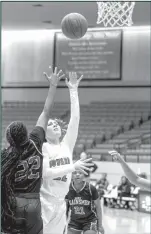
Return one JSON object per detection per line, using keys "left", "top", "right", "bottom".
{"left": 61, "top": 13, "right": 88, "bottom": 39}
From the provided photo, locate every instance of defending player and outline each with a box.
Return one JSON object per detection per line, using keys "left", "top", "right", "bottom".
{"left": 109, "top": 150, "right": 150, "bottom": 191}
{"left": 65, "top": 170, "right": 104, "bottom": 234}
{"left": 40, "top": 72, "right": 87, "bottom": 234}
{"left": 1, "top": 66, "right": 65, "bottom": 234}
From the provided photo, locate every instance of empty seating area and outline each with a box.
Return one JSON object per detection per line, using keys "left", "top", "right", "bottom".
{"left": 74, "top": 102, "right": 150, "bottom": 163}
{"left": 2, "top": 101, "right": 69, "bottom": 148}
{"left": 2, "top": 101, "right": 150, "bottom": 163}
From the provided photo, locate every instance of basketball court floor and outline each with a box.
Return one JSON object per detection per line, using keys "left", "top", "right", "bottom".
{"left": 102, "top": 207, "right": 150, "bottom": 234}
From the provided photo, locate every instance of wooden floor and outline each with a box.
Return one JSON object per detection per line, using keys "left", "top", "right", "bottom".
{"left": 102, "top": 207, "right": 150, "bottom": 234}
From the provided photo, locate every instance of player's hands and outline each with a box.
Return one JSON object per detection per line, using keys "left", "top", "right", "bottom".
{"left": 108, "top": 150, "right": 124, "bottom": 162}
{"left": 65, "top": 72, "right": 83, "bottom": 89}
{"left": 98, "top": 225, "right": 105, "bottom": 234}
{"left": 74, "top": 158, "right": 94, "bottom": 175}
{"left": 43, "top": 66, "right": 65, "bottom": 87}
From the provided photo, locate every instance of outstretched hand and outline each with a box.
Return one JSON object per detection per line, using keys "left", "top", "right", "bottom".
{"left": 65, "top": 72, "right": 83, "bottom": 89}
{"left": 43, "top": 66, "right": 65, "bottom": 87}
{"left": 108, "top": 150, "right": 124, "bottom": 162}
{"left": 74, "top": 158, "right": 94, "bottom": 175}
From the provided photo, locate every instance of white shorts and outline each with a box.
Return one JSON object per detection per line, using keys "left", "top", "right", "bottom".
{"left": 41, "top": 196, "right": 66, "bottom": 234}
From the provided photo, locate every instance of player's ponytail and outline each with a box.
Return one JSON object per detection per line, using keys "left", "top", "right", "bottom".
{"left": 1, "top": 121, "right": 28, "bottom": 232}
{"left": 1, "top": 147, "right": 23, "bottom": 232}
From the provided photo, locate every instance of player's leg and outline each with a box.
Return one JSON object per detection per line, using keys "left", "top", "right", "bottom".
{"left": 83, "top": 219, "right": 98, "bottom": 234}
{"left": 14, "top": 196, "right": 43, "bottom": 234}
{"left": 25, "top": 197, "right": 43, "bottom": 234}
{"left": 67, "top": 228, "right": 82, "bottom": 234}
{"left": 84, "top": 231, "right": 96, "bottom": 234}
{"left": 43, "top": 203, "right": 66, "bottom": 234}
{"left": 67, "top": 220, "right": 82, "bottom": 234}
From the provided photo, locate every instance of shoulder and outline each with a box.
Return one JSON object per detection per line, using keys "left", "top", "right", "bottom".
{"left": 29, "top": 127, "right": 46, "bottom": 151}
{"left": 42, "top": 142, "right": 52, "bottom": 158}
{"left": 30, "top": 126, "right": 45, "bottom": 137}
{"left": 89, "top": 183, "right": 97, "bottom": 194}
{"left": 66, "top": 183, "right": 74, "bottom": 197}
{"left": 60, "top": 140, "right": 70, "bottom": 151}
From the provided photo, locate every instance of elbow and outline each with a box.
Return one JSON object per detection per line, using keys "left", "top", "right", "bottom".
{"left": 129, "top": 176, "right": 139, "bottom": 186}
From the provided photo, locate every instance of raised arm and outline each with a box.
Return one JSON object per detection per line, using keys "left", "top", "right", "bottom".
{"left": 36, "top": 66, "right": 65, "bottom": 132}
{"left": 62, "top": 72, "right": 83, "bottom": 152}
{"left": 109, "top": 150, "right": 151, "bottom": 191}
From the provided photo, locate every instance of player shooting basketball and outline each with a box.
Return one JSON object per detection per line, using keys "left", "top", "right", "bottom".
{"left": 40, "top": 72, "right": 93, "bottom": 234}
{"left": 109, "top": 150, "right": 151, "bottom": 191}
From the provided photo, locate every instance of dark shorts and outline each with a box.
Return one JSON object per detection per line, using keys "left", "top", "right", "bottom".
{"left": 68, "top": 218, "right": 98, "bottom": 232}
{"left": 13, "top": 193, "right": 43, "bottom": 234}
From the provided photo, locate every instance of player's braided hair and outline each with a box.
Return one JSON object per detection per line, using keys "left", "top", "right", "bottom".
{"left": 6, "top": 121, "right": 28, "bottom": 147}
{"left": 1, "top": 121, "right": 28, "bottom": 233}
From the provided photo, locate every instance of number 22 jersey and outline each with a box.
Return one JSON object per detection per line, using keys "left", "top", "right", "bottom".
{"left": 13, "top": 126, "right": 45, "bottom": 194}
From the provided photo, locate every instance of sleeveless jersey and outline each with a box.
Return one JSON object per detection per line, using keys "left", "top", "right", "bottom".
{"left": 40, "top": 141, "right": 73, "bottom": 201}
{"left": 65, "top": 182, "right": 99, "bottom": 222}
{"left": 13, "top": 126, "right": 45, "bottom": 193}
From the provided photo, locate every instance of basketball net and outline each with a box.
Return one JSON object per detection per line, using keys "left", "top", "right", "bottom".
{"left": 96, "top": 1, "right": 136, "bottom": 27}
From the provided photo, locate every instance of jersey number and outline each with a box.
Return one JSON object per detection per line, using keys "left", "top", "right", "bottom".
{"left": 74, "top": 206, "right": 85, "bottom": 215}
{"left": 54, "top": 175, "right": 67, "bottom": 182}
{"left": 15, "top": 156, "right": 40, "bottom": 182}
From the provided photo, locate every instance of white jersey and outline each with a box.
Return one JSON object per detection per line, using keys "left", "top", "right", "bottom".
{"left": 40, "top": 141, "right": 73, "bottom": 199}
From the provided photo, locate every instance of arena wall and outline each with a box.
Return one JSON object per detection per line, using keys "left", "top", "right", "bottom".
{"left": 2, "top": 87, "right": 150, "bottom": 104}
{"left": 2, "top": 26, "right": 150, "bottom": 103}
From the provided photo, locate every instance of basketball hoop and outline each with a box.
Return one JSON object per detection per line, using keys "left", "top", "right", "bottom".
{"left": 96, "top": 1, "right": 136, "bottom": 27}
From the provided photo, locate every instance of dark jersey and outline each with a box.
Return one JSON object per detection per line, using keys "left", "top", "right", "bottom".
{"left": 65, "top": 182, "right": 98, "bottom": 223}
{"left": 13, "top": 126, "right": 45, "bottom": 193}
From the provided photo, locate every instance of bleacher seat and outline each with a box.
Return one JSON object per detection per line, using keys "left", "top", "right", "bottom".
{"left": 2, "top": 101, "right": 150, "bottom": 164}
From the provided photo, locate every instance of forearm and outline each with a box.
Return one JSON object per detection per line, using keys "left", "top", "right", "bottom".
{"left": 96, "top": 206, "right": 103, "bottom": 226}
{"left": 120, "top": 157, "right": 151, "bottom": 190}
{"left": 118, "top": 155, "right": 138, "bottom": 184}
{"left": 43, "top": 85, "right": 56, "bottom": 117}
{"left": 69, "top": 87, "right": 79, "bottom": 120}
{"left": 43, "top": 164, "right": 75, "bottom": 178}
{"left": 63, "top": 87, "right": 80, "bottom": 150}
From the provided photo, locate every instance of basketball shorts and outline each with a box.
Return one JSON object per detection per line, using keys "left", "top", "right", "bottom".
{"left": 68, "top": 218, "right": 98, "bottom": 232}
{"left": 41, "top": 196, "right": 66, "bottom": 234}
{"left": 14, "top": 193, "right": 43, "bottom": 234}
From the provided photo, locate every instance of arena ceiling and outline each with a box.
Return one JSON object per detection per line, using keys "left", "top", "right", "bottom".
{"left": 2, "top": 1, "right": 151, "bottom": 30}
